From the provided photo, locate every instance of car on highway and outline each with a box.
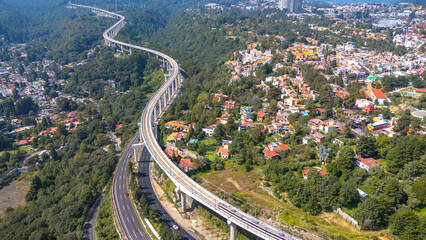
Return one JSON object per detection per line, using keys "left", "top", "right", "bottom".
{"left": 172, "top": 224, "right": 179, "bottom": 230}
{"left": 125, "top": 192, "right": 129, "bottom": 197}
{"left": 128, "top": 154, "right": 131, "bottom": 158}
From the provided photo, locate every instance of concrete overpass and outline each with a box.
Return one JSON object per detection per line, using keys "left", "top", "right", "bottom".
{"left": 69, "top": 2, "right": 300, "bottom": 240}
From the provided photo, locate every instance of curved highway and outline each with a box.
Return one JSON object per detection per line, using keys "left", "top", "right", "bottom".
{"left": 113, "top": 134, "right": 149, "bottom": 240}
{"left": 69, "top": 2, "right": 300, "bottom": 240}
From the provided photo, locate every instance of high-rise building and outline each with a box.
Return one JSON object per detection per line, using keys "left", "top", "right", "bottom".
{"left": 278, "top": 0, "right": 302, "bottom": 12}
{"left": 278, "top": 0, "right": 285, "bottom": 10}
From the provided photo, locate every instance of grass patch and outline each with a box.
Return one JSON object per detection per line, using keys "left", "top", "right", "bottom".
{"left": 201, "top": 139, "right": 216, "bottom": 146}
{"left": 206, "top": 151, "right": 216, "bottom": 161}
{"left": 19, "top": 146, "right": 35, "bottom": 154}
{"left": 280, "top": 212, "right": 301, "bottom": 225}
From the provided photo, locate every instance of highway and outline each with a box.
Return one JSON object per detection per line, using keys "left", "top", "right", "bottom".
{"left": 112, "top": 134, "right": 150, "bottom": 240}
{"left": 138, "top": 147, "right": 196, "bottom": 240}
{"left": 84, "top": 192, "right": 103, "bottom": 240}
{"left": 70, "top": 2, "right": 300, "bottom": 239}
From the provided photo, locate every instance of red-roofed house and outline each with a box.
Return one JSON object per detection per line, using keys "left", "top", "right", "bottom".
{"left": 370, "top": 89, "right": 389, "bottom": 105}
{"left": 217, "top": 146, "right": 229, "bottom": 159}
{"left": 179, "top": 158, "right": 195, "bottom": 172}
{"left": 257, "top": 111, "right": 267, "bottom": 122}
{"left": 357, "top": 157, "right": 381, "bottom": 173}
{"left": 41, "top": 127, "right": 58, "bottom": 135}
{"left": 17, "top": 140, "right": 28, "bottom": 146}
{"left": 303, "top": 167, "right": 328, "bottom": 179}
{"left": 164, "top": 148, "right": 179, "bottom": 159}
{"left": 264, "top": 150, "right": 280, "bottom": 160}
{"left": 278, "top": 144, "right": 290, "bottom": 151}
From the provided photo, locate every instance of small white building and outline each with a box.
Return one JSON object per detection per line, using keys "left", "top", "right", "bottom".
{"left": 356, "top": 157, "right": 381, "bottom": 173}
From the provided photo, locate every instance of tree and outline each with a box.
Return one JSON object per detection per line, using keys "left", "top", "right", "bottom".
{"left": 197, "top": 143, "right": 207, "bottom": 156}
{"left": 339, "top": 181, "right": 359, "bottom": 206}
{"left": 382, "top": 179, "right": 403, "bottom": 207}
{"left": 412, "top": 174, "right": 425, "bottom": 205}
{"left": 336, "top": 147, "right": 356, "bottom": 174}
{"left": 50, "top": 145, "right": 58, "bottom": 161}
{"left": 26, "top": 175, "right": 42, "bottom": 202}
{"left": 267, "top": 87, "right": 281, "bottom": 101}
{"left": 267, "top": 99, "right": 277, "bottom": 114}
{"left": 354, "top": 197, "right": 382, "bottom": 230}
{"left": 395, "top": 115, "right": 411, "bottom": 135}
{"left": 225, "top": 115, "right": 235, "bottom": 134}
{"left": 326, "top": 162, "right": 342, "bottom": 177}
{"left": 232, "top": 153, "right": 244, "bottom": 165}
{"left": 386, "top": 147, "right": 404, "bottom": 174}
{"left": 389, "top": 209, "right": 421, "bottom": 240}
{"left": 213, "top": 123, "right": 225, "bottom": 141}
{"left": 212, "top": 157, "right": 224, "bottom": 170}
{"left": 357, "top": 136, "right": 375, "bottom": 158}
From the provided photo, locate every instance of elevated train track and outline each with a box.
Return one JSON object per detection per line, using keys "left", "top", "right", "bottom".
{"left": 69, "top": 2, "right": 300, "bottom": 240}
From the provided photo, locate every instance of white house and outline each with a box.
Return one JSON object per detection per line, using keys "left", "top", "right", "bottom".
{"left": 356, "top": 157, "right": 381, "bottom": 173}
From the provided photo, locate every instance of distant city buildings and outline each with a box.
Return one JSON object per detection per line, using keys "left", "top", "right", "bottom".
{"left": 278, "top": 0, "right": 302, "bottom": 12}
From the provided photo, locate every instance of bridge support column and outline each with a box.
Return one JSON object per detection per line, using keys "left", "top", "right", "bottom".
{"left": 180, "top": 191, "right": 187, "bottom": 213}
{"left": 228, "top": 220, "right": 236, "bottom": 240}
{"left": 132, "top": 142, "right": 144, "bottom": 164}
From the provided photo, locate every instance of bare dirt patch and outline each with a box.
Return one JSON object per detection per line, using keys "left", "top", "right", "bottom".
{"left": 0, "top": 180, "right": 30, "bottom": 218}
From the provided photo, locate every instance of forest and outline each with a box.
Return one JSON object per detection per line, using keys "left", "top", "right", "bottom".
{"left": 0, "top": 104, "right": 118, "bottom": 239}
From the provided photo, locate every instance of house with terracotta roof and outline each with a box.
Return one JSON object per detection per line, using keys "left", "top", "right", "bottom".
{"left": 312, "top": 131, "right": 326, "bottom": 143}
{"left": 17, "top": 139, "right": 28, "bottom": 146}
{"left": 265, "top": 142, "right": 290, "bottom": 153}
{"left": 164, "top": 148, "right": 179, "bottom": 159}
{"left": 11, "top": 119, "right": 22, "bottom": 127}
{"left": 40, "top": 127, "right": 58, "bottom": 135}
{"left": 356, "top": 157, "right": 381, "bottom": 173}
{"left": 238, "top": 120, "right": 256, "bottom": 131}
{"left": 213, "top": 93, "right": 229, "bottom": 102}
{"left": 164, "top": 121, "right": 191, "bottom": 131}
{"left": 179, "top": 158, "right": 196, "bottom": 172}
{"left": 217, "top": 146, "right": 229, "bottom": 159}
{"left": 369, "top": 89, "right": 390, "bottom": 105}
{"left": 264, "top": 149, "right": 280, "bottom": 160}
{"left": 303, "top": 167, "right": 328, "bottom": 179}
{"left": 257, "top": 111, "right": 267, "bottom": 122}
{"left": 223, "top": 100, "right": 236, "bottom": 110}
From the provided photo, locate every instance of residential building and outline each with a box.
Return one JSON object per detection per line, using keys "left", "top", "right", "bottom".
{"left": 356, "top": 157, "right": 381, "bottom": 173}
